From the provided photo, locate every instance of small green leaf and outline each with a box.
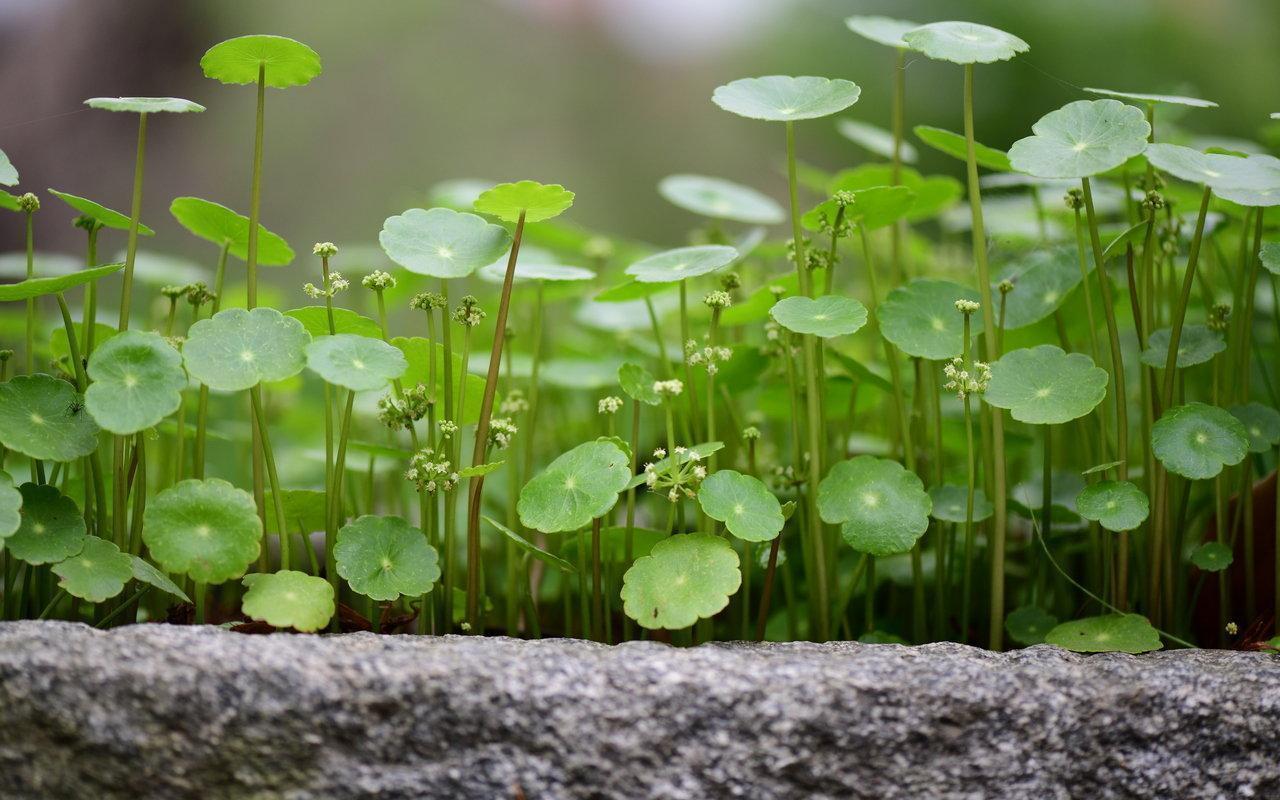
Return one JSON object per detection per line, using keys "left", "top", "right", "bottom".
{"left": 829, "top": 164, "right": 962, "bottom": 221}
{"left": 170, "top": 197, "right": 294, "bottom": 265}
{"left": 85, "top": 330, "right": 186, "bottom": 434}
{"left": 52, "top": 537, "right": 131, "bottom": 603}
{"left": 84, "top": 97, "right": 204, "bottom": 114}
{"left": 1190, "top": 541, "right": 1233, "bottom": 572}
{"left": 995, "top": 247, "right": 1088, "bottom": 329}
{"left": 477, "top": 257, "right": 594, "bottom": 283}
{"left": 985, "top": 345, "right": 1108, "bottom": 425}
{"left": 285, "top": 306, "right": 383, "bottom": 339}
{"left": 201, "top": 35, "right": 322, "bottom": 88}
{"left": 143, "top": 478, "right": 262, "bottom": 584}
{"left": 618, "top": 362, "right": 662, "bottom": 406}
{"left": 0, "top": 471, "right": 20, "bottom": 541}
{"left": 712, "top": 76, "right": 861, "bottom": 122}
{"left": 483, "top": 515, "right": 574, "bottom": 573}
{"left": 379, "top": 207, "right": 511, "bottom": 279}
{"left": 836, "top": 118, "right": 918, "bottom": 163}
{"left": 130, "top": 556, "right": 191, "bottom": 602}
{"left": 474, "top": 180, "right": 575, "bottom": 223}
{"left": 658, "top": 174, "right": 783, "bottom": 225}
{"left": 241, "top": 570, "right": 335, "bottom": 632}
{"left": 845, "top": 15, "right": 918, "bottom": 49}
{"left": 818, "top": 456, "right": 931, "bottom": 556}
{"left": 458, "top": 461, "right": 504, "bottom": 479}
{"left": 804, "top": 186, "right": 914, "bottom": 232}
{"left": 1260, "top": 242, "right": 1280, "bottom": 276}
{"left": 1076, "top": 480, "right": 1149, "bottom": 532}
{"left": 697, "top": 470, "right": 783, "bottom": 542}
{"left": 1005, "top": 605, "right": 1058, "bottom": 646}
{"left": 1045, "top": 613, "right": 1162, "bottom": 654}
{"left": 878, "top": 278, "right": 979, "bottom": 359}
{"left": 518, "top": 440, "right": 631, "bottom": 533}
{"left": 1082, "top": 460, "right": 1125, "bottom": 476}
{"left": 624, "top": 245, "right": 738, "bottom": 284}
{"left": 1008, "top": 100, "right": 1150, "bottom": 179}
{"left": 903, "top": 21, "right": 1029, "bottom": 65}
{"left": 1229, "top": 402, "right": 1280, "bottom": 453}
{"left": 1140, "top": 325, "right": 1225, "bottom": 369}
{"left": 0, "top": 262, "right": 124, "bottom": 302}
{"left": 5, "top": 483, "right": 86, "bottom": 565}
{"left": 335, "top": 515, "right": 441, "bottom": 602}
{"left": 1083, "top": 87, "right": 1218, "bottom": 109}
{"left": 0, "top": 148, "right": 16, "bottom": 187}
{"left": 769, "top": 294, "right": 868, "bottom": 339}
{"left": 927, "top": 484, "right": 993, "bottom": 524}
{"left": 0, "top": 374, "right": 99, "bottom": 463}
{"left": 1151, "top": 402, "right": 1248, "bottom": 480}
{"left": 304, "top": 333, "right": 407, "bottom": 392}
{"left": 914, "top": 125, "right": 1011, "bottom": 171}
{"left": 183, "top": 307, "right": 311, "bottom": 392}
{"left": 50, "top": 190, "right": 154, "bottom": 235}
{"left": 620, "top": 533, "right": 740, "bottom": 630}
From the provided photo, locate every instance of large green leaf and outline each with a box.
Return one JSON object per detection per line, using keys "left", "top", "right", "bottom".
{"left": 304, "top": 333, "right": 407, "bottom": 392}
{"left": 0, "top": 374, "right": 99, "bottom": 462}
{"left": 835, "top": 119, "right": 918, "bottom": 163}
{"left": 878, "top": 278, "right": 979, "bottom": 360}
{"left": 1140, "top": 325, "right": 1225, "bottom": 369}
{"left": 769, "top": 294, "right": 868, "bottom": 339}
{"left": 712, "top": 76, "right": 861, "bottom": 122}
{"left": 0, "top": 262, "right": 124, "bottom": 302}
{"left": 131, "top": 556, "right": 191, "bottom": 602}
{"left": 0, "top": 471, "right": 20, "bottom": 541}
{"left": 379, "top": 207, "right": 511, "bottom": 279}
{"left": 1083, "top": 87, "right": 1218, "bottom": 109}
{"left": 170, "top": 197, "right": 294, "bottom": 265}
{"left": 5, "top": 483, "right": 86, "bottom": 565}
{"left": 697, "top": 470, "right": 783, "bottom": 542}
{"left": 517, "top": 440, "right": 631, "bottom": 533}
{"left": 914, "top": 126, "right": 1011, "bottom": 172}
{"left": 335, "top": 514, "right": 441, "bottom": 602}
{"left": 1151, "top": 403, "right": 1248, "bottom": 480}
{"left": 85, "top": 330, "right": 186, "bottom": 434}
{"left": 241, "top": 570, "right": 335, "bottom": 632}
{"left": 620, "top": 533, "right": 740, "bottom": 630}
{"left": 201, "top": 35, "right": 322, "bottom": 88}
{"left": 845, "top": 15, "right": 918, "bottom": 49}
{"left": 818, "top": 456, "right": 931, "bottom": 556}
{"left": 183, "top": 307, "right": 311, "bottom": 392}
{"left": 1008, "top": 100, "right": 1150, "bottom": 179}
{"left": 0, "top": 148, "right": 16, "bottom": 187}
{"left": 658, "top": 174, "right": 783, "bottom": 225}
{"left": 473, "top": 180, "right": 575, "bottom": 224}
{"left": 928, "top": 483, "right": 993, "bottom": 523}
{"left": 828, "top": 164, "right": 962, "bottom": 221}
{"left": 625, "top": 245, "right": 738, "bottom": 284}
{"left": 85, "top": 97, "right": 204, "bottom": 114}
{"left": 52, "top": 537, "right": 132, "bottom": 602}
{"left": 1075, "top": 480, "right": 1149, "bottom": 532}
{"left": 985, "top": 345, "right": 1107, "bottom": 425}
{"left": 1044, "top": 613, "right": 1161, "bottom": 654}
{"left": 903, "top": 21, "right": 1029, "bottom": 64}
{"left": 143, "top": 478, "right": 262, "bottom": 584}
{"left": 1230, "top": 403, "right": 1280, "bottom": 453}
{"left": 995, "top": 247, "right": 1088, "bottom": 329}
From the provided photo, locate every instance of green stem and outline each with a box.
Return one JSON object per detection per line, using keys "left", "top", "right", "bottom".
{"left": 82, "top": 227, "right": 100, "bottom": 357}
{"left": 623, "top": 401, "right": 640, "bottom": 641}
{"left": 23, "top": 208, "right": 35, "bottom": 374}
{"left": 249, "top": 386, "right": 289, "bottom": 569}
{"left": 117, "top": 112, "right": 148, "bottom": 330}
{"left": 193, "top": 244, "right": 231, "bottom": 480}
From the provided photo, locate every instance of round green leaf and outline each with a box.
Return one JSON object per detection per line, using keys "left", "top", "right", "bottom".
{"left": 130, "top": 556, "right": 191, "bottom": 602}
{"left": 697, "top": 470, "right": 783, "bottom": 543}
{"left": 170, "top": 197, "right": 294, "bottom": 266}
{"left": 84, "top": 97, "right": 204, "bottom": 114}
{"left": 0, "top": 148, "right": 16, "bottom": 187}
{"left": 1151, "top": 402, "right": 1248, "bottom": 480}
{"left": 285, "top": 306, "right": 383, "bottom": 339}
{"left": 769, "top": 294, "right": 867, "bottom": 339}
{"left": 1262, "top": 242, "right": 1280, "bottom": 276}
{"left": 5, "top": 483, "right": 86, "bottom": 565}
{"left": 241, "top": 570, "right": 335, "bottom": 632}
{"left": 1005, "top": 605, "right": 1058, "bottom": 646}
{"left": 836, "top": 119, "right": 918, "bottom": 163}
{"left": 620, "top": 533, "right": 740, "bottom": 630}
{"left": 1140, "top": 324, "right": 1225, "bottom": 369}
{"left": 995, "top": 247, "right": 1087, "bottom": 329}
{"left": 477, "top": 256, "right": 594, "bottom": 283}
{"left": 1145, "top": 143, "right": 1276, "bottom": 192}
{"left": 379, "top": 207, "right": 511, "bottom": 279}
{"left": 473, "top": 180, "right": 574, "bottom": 223}
{"left": 712, "top": 76, "right": 861, "bottom": 122}
{"left": 1008, "top": 100, "right": 1150, "bottom": 179}
{"left": 914, "top": 125, "right": 1012, "bottom": 172}
{"left": 200, "top": 35, "right": 322, "bottom": 88}
{"left": 143, "top": 478, "right": 262, "bottom": 584}
{"left": 928, "top": 483, "right": 993, "bottom": 523}
{"left": 818, "top": 456, "right": 931, "bottom": 557}
{"left": 828, "top": 164, "right": 961, "bottom": 221}
{"left": 618, "top": 362, "right": 661, "bottom": 406}
{"left": 85, "top": 330, "right": 186, "bottom": 434}
{"left": 878, "top": 279, "right": 979, "bottom": 359}
{"left": 1076, "top": 480, "right": 1149, "bottom": 532}
{"left": 49, "top": 190, "right": 154, "bottom": 235}
{"left": 0, "top": 472, "right": 20, "bottom": 541}
{"left": 0, "top": 262, "right": 124, "bottom": 302}
{"left": 902, "top": 21, "right": 1028, "bottom": 65}
{"left": 304, "top": 333, "right": 407, "bottom": 392}
{"left": 1190, "top": 541, "right": 1233, "bottom": 572}
{"left": 52, "top": 537, "right": 132, "bottom": 603}
{"left": 1213, "top": 154, "right": 1280, "bottom": 207}
{"left": 1230, "top": 403, "right": 1280, "bottom": 453}
{"left": 624, "top": 245, "right": 738, "bottom": 284}
{"left": 335, "top": 514, "right": 441, "bottom": 602}
{"left": 985, "top": 345, "right": 1108, "bottom": 425}
{"left": 517, "top": 440, "right": 631, "bottom": 533}
{"left": 657, "top": 174, "right": 784, "bottom": 225}
{"left": 183, "top": 307, "right": 311, "bottom": 392}
{"left": 1083, "top": 87, "right": 1218, "bottom": 109}
{"left": 1045, "top": 613, "right": 1162, "bottom": 654}
{"left": 0, "top": 374, "right": 99, "bottom": 462}
{"left": 845, "top": 15, "right": 918, "bottom": 49}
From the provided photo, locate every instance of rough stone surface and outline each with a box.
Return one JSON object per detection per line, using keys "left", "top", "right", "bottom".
{"left": 0, "top": 621, "right": 1277, "bottom": 799}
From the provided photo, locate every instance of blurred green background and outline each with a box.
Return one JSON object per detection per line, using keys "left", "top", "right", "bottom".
{"left": 1, "top": 0, "right": 1278, "bottom": 265}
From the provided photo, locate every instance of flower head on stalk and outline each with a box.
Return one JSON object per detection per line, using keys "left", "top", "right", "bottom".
{"left": 378, "top": 383, "right": 432, "bottom": 430}
{"left": 487, "top": 417, "right": 518, "bottom": 450}
{"left": 409, "top": 291, "right": 447, "bottom": 312}
{"left": 501, "top": 389, "right": 529, "bottom": 416}
{"left": 453, "top": 295, "right": 485, "bottom": 328}
{"left": 312, "top": 241, "right": 339, "bottom": 258}
{"left": 653, "top": 379, "right": 684, "bottom": 398}
{"left": 185, "top": 282, "right": 216, "bottom": 310}
{"left": 405, "top": 447, "right": 457, "bottom": 494}
{"left": 361, "top": 270, "right": 397, "bottom": 291}
{"left": 642, "top": 444, "right": 707, "bottom": 503}
{"left": 304, "top": 271, "right": 349, "bottom": 299}
{"left": 597, "top": 395, "right": 623, "bottom": 415}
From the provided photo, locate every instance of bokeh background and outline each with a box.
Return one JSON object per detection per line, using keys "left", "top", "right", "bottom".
{"left": 2, "top": 0, "right": 1278, "bottom": 264}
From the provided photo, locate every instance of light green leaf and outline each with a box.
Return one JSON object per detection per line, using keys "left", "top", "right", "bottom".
{"left": 835, "top": 118, "right": 918, "bottom": 163}
{"left": 473, "top": 180, "right": 575, "bottom": 223}
{"left": 170, "top": 197, "right": 294, "bottom": 265}
{"left": 458, "top": 461, "right": 504, "bottom": 479}
{"left": 1140, "top": 324, "right": 1225, "bottom": 369}
{"left": 379, "top": 207, "right": 511, "bottom": 279}
{"left": 828, "top": 164, "right": 962, "bottom": 221}
{"left": 335, "top": 515, "right": 441, "bottom": 602}
{"left": 143, "top": 478, "right": 262, "bottom": 584}
{"left": 0, "top": 471, "right": 20, "bottom": 541}
{"left": 878, "top": 278, "right": 979, "bottom": 359}
{"left": 0, "top": 148, "right": 16, "bottom": 187}
{"left": 985, "top": 345, "right": 1107, "bottom": 425}
{"left": 928, "top": 483, "right": 993, "bottom": 523}
{"left": 620, "top": 533, "right": 740, "bottom": 630}
{"left": 0, "top": 374, "right": 99, "bottom": 462}
{"left": 914, "top": 125, "right": 1011, "bottom": 171}
{"left": 85, "top": 330, "right": 186, "bottom": 434}
{"left": 1261, "top": 242, "right": 1280, "bottom": 275}
{"left": 769, "top": 294, "right": 867, "bottom": 339}
{"left": 1151, "top": 402, "right": 1248, "bottom": 480}
{"left": 1076, "top": 480, "right": 1149, "bottom": 532}
{"left": 618, "top": 362, "right": 662, "bottom": 406}
{"left": 624, "top": 245, "right": 738, "bottom": 283}
{"left": 845, "top": 15, "right": 918, "bottom": 49}
{"left": 903, "top": 21, "right": 1029, "bottom": 65}
{"left": 241, "top": 570, "right": 334, "bottom": 632}
{"left": 50, "top": 190, "right": 154, "bottom": 235}
{"left": 804, "top": 186, "right": 914, "bottom": 232}
{"left": 1008, "top": 100, "right": 1150, "bottom": 179}
{"left": 85, "top": 97, "right": 204, "bottom": 114}
{"left": 1190, "top": 541, "right": 1233, "bottom": 572}
{"left": 5, "top": 483, "right": 86, "bottom": 565}
{"left": 518, "top": 440, "right": 631, "bottom": 533}
{"left": 996, "top": 247, "right": 1088, "bottom": 329}
{"left": 712, "top": 76, "right": 861, "bottom": 122}
{"left": 1145, "top": 143, "right": 1277, "bottom": 192}
{"left": 200, "top": 35, "right": 322, "bottom": 88}
{"left": 1229, "top": 402, "right": 1280, "bottom": 453}
{"left": 657, "top": 174, "right": 783, "bottom": 225}
{"left": 1083, "top": 87, "right": 1218, "bottom": 109}
{"left": 483, "top": 515, "right": 575, "bottom": 573}
{"left": 818, "top": 456, "right": 931, "bottom": 556}
{"left": 392, "top": 336, "right": 485, "bottom": 425}
{"left": 1045, "top": 613, "right": 1162, "bottom": 653}
{"left": 1213, "top": 154, "right": 1280, "bottom": 207}
{"left": 1005, "top": 605, "right": 1058, "bottom": 646}
{"left": 130, "top": 555, "right": 191, "bottom": 602}
{"left": 285, "top": 306, "right": 383, "bottom": 339}
{"left": 183, "top": 307, "right": 311, "bottom": 392}
{"left": 52, "top": 537, "right": 132, "bottom": 603}
{"left": 477, "top": 258, "right": 595, "bottom": 283}
{"left": 0, "top": 262, "right": 124, "bottom": 302}
{"left": 697, "top": 470, "right": 783, "bottom": 542}
{"left": 304, "top": 333, "right": 407, "bottom": 392}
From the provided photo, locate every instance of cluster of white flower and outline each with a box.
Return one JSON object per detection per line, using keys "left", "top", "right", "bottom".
{"left": 303, "top": 271, "right": 349, "bottom": 299}
{"left": 943, "top": 357, "right": 992, "bottom": 400}
{"left": 453, "top": 295, "right": 485, "bottom": 328}
{"left": 653, "top": 379, "right": 684, "bottom": 397}
{"left": 488, "top": 417, "right": 518, "bottom": 450}
{"left": 361, "top": 270, "right": 397, "bottom": 291}
{"left": 500, "top": 389, "right": 529, "bottom": 416}
{"left": 954, "top": 299, "right": 980, "bottom": 315}
{"left": 597, "top": 395, "right": 623, "bottom": 415}
{"left": 685, "top": 340, "right": 732, "bottom": 375}
{"left": 312, "top": 242, "right": 339, "bottom": 258}
{"left": 405, "top": 448, "right": 457, "bottom": 494}
{"left": 703, "top": 290, "right": 732, "bottom": 309}
{"left": 438, "top": 420, "right": 458, "bottom": 439}
{"left": 642, "top": 445, "right": 707, "bottom": 503}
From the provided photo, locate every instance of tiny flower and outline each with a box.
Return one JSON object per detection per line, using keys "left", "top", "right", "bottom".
{"left": 652, "top": 447, "right": 667, "bottom": 459}
{"left": 185, "top": 282, "right": 216, "bottom": 308}
{"left": 998, "top": 279, "right": 1015, "bottom": 295}
{"left": 438, "top": 420, "right": 458, "bottom": 439}
{"left": 833, "top": 189, "right": 857, "bottom": 208}
{"left": 597, "top": 395, "right": 623, "bottom": 415}
{"left": 406, "top": 447, "right": 456, "bottom": 494}
{"left": 693, "top": 465, "right": 707, "bottom": 480}
{"left": 409, "top": 291, "right": 447, "bottom": 311}
{"left": 1226, "top": 621, "right": 1239, "bottom": 636}
{"left": 741, "top": 426, "right": 761, "bottom": 441}
{"left": 500, "top": 389, "right": 529, "bottom": 416}
{"left": 653, "top": 379, "right": 684, "bottom": 397}
{"left": 1063, "top": 188, "right": 1084, "bottom": 210}
{"left": 488, "top": 417, "right": 518, "bottom": 450}
{"left": 0, "top": 349, "right": 14, "bottom": 363}
{"left": 72, "top": 215, "right": 101, "bottom": 232}
{"left": 1141, "top": 190, "right": 1165, "bottom": 212}
{"left": 1207, "top": 303, "right": 1231, "bottom": 332}
{"left": 361, "top": 270, "right": 397, "bottom": 291}
{"left": 453, "top": 295, "right": 485, "bottom": 328}
{"left": 160, "top": 285, "right": 189, "bottom": 301}
{"left": 954, "top": 299, "right": 980, "bottom": 315}
{"left": 313, "top": 242, "right": 339, "bottom": 258}
{"left": 703, "top": 290, "right": 732, "bottom": 309}
{"left": 719, "top": 271, "right": 741, "bottom": 292}
{"left": 165, "top": 335, "right": 185, "bottom": 351}
{"left": 16, "top": 192, "right": 39, "bottom": 213}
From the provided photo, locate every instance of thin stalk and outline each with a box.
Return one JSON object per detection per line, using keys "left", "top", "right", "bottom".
{"left": 959, "top": 314, "right": 978, "bottom": 642}
{"left": 193, "top": 243, "right": 231, "bottom": 479}
{"left": 622, "top": 401, "right": 641, "bottom": 641}
{"left": 890, "top": 46, "right": 907, "bottom": 283}
{"left": 250, "top": 386, "right": 290, "bottom": 568}
{"left": 439, "top": 280, "right": 456, "bottom": 627}
{"left": 678, "top": 281, "right": 701, "bottom": 441}
{"left": 328, "top": 390, "right": 356, "bottom": 597}
{"left": 82, "top": 226, "right": 100, "bottom": 356}
{"left": 23, "top": 206, "right": 35, "bottom": 374}
{"left": 244, "top": 64, "right": 268, "bottom": 554}
{"left": 117, "top": 112, "right": 148, "bottom": 330}
{"left": 591, "top": 516, "right": 604, "bottom": 642}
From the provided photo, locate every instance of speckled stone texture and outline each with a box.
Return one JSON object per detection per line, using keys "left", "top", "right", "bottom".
{"left": 0, "top": 622, "right": 1277, "bottom": 799}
